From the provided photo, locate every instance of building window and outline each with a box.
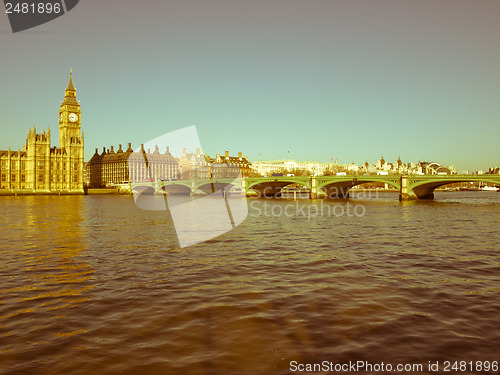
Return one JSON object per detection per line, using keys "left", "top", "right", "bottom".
{"left": 38, "top": 161, "right": 44, "bottom": 170}
{"left": 21, "top": 161, "right": 26, "bottom": 169}
{"left": 21, "top": 174, "right": 26, "bottom": 182}
{"left": 11, "top": 161, "right": 17, "bottom": 169}
{"left": 1, "top": 161, "right": 6, "bottom": 168}
{"left": 1, "top": 174, "right": 6, "bottom": 182}
{"left": 73, "top": 175, "right": 78, "bottom": 183}
{"left": 37, "top": 174, "right": 44, "bottom": 182}
{"left": 73, "top": 162, "right": 78, "bottom": 171}
{"left": 11, "top": 174, "right": 16, "bottom": 182}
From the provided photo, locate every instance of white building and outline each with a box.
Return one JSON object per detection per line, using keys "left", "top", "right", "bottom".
{"left": 251, "top": 160, "right": 332, "bottom": 176}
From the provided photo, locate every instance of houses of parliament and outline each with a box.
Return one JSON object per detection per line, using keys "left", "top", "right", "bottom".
{"left": 0, "top": 72, "right": 84, "bottom": 194}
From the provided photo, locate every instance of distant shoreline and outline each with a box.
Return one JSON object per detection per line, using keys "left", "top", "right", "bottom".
{"left": 0, "top": 188, "right": 131, "bottom": 196}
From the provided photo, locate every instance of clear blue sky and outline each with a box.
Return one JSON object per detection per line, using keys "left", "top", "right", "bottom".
{"left": 1, "top": 0, "right": 499, "bottom": 171}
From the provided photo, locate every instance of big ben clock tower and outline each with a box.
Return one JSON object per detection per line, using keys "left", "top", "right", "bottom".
{"left": 58, "top": 70, "right": 84, "bottom": 191}
{"left": 59, "top": 70, "right": 82, "bottom": 147}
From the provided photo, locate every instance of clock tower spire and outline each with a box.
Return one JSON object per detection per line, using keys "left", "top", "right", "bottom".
{"left": 66, "top": 69, "right": 76, "bottom": 91}
{"left": 59, "top": 69, "right": 81, "bottom": 149}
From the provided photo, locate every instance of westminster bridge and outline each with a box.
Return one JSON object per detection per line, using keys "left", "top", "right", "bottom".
{"left": 130, "top": 174, "right": 500, "bottom": 201}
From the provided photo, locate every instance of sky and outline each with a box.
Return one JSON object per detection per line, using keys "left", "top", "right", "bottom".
{"left": 1, "top": 0, "right": 499, "bottom": 171}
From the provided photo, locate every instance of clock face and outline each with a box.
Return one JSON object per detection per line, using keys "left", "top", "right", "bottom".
{"left": 69, "top": 113, "right": 78, "bottom": 122}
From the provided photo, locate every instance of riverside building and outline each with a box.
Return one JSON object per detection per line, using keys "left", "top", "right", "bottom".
{"left": 86, "top": 148, "right": 251, "bottom": 187}
{"left": 87, "top": 144, "right": 179, "bottom": 187}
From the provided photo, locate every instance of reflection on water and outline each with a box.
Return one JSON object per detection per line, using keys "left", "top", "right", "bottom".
{"left": 0, "top": 193, "right": 499, "bottom": 374}
{"left": 0, "top": 196, "right": 93, "bottom": 373}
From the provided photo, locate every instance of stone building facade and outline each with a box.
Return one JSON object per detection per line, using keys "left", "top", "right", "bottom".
{"left": 178, "top": 148, "right": 210, "bottom": 179}
{"left": 178, "top": 150, "right": 251, "bottom": 179}
{"left": 87, "top": 144, "right": 179, "bottom": 187}
{"left": 87, "top": 148, "right": 251, "bottom": 187}
{"left": 207, "top": 151, "right": 252, "bottom": 178}
{"left": 0, "top": 72, "right": 84, "bottom": 193}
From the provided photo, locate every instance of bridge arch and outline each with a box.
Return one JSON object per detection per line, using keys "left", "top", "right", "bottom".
{"left": 317, "top": 177, "right": 400, "bottom": 198}
{"left": 246, "top": 178, "right": 311, "bottom": 198}
{"left": 407, "top": 177, "right": 500, "bottom": 199}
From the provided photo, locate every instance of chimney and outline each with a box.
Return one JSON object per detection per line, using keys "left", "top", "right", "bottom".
{"left": 155, "top": 145, "right": 159, "bottom": 153}
{"left": 118, "top": 144, "right": 123, "bottom": 152}
{"left": 95, "top": 148, "right": 98, "bottom": 154}
{"left": 196, "top": 148, "right": 200, "bottom": 156}
{"left": 183, "top": 147, "right": 187, "bottom": 155}
{"left": 238, "top": 152, "right": 242, "bottom": 158}
{"left": 166, "top": 146, "right": 170, "bottom": 154}
{"left": 110, "top": 146, "right": 114, "bottom": 153}
{"left": 102, "top": 147, "right": 106, "bottom": 155}
{"left": 141, "top": 144, "right": 144, "bottom": 151}
{"left": 128, "top": 142, "right": 132, "bottom": 150}
{"left": 225, "top": 150, "right": 229, "bottom": 158}
{"left": 148, "top": 148, "right": 151, "bottom": 153}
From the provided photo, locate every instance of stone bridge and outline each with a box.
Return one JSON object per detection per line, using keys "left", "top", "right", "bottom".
{"left": 130, "top": 174, "right": 500, "bottom": 201}
{"left": 131, "top": 178, "right": 242, "bottom": 197}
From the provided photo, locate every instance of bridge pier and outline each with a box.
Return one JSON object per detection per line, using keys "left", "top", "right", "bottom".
{"left": 399, "top": 175, "right": 438, "bottom": 200}
{"left": 399, "top": 192, "right": 417, "bottom": 201}
{"left": 241, "top": 178, "right": 247, "bottom": 197}
{"left": 310, "top": 176, "right": 317, "bottom": 199}
{"left": 399, "top": 175, "right": 417, "bottom": 201}
{"left": 190, "top": 180, "right": 196, "bottom": 196}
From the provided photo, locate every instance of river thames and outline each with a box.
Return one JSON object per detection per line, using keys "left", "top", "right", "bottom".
{"left": 1, "top": 192, "right": 499, "bottom": 374}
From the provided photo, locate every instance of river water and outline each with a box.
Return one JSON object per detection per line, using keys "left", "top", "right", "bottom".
{"left": 1, "top": 192, "right": 499, "bottom": 375}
